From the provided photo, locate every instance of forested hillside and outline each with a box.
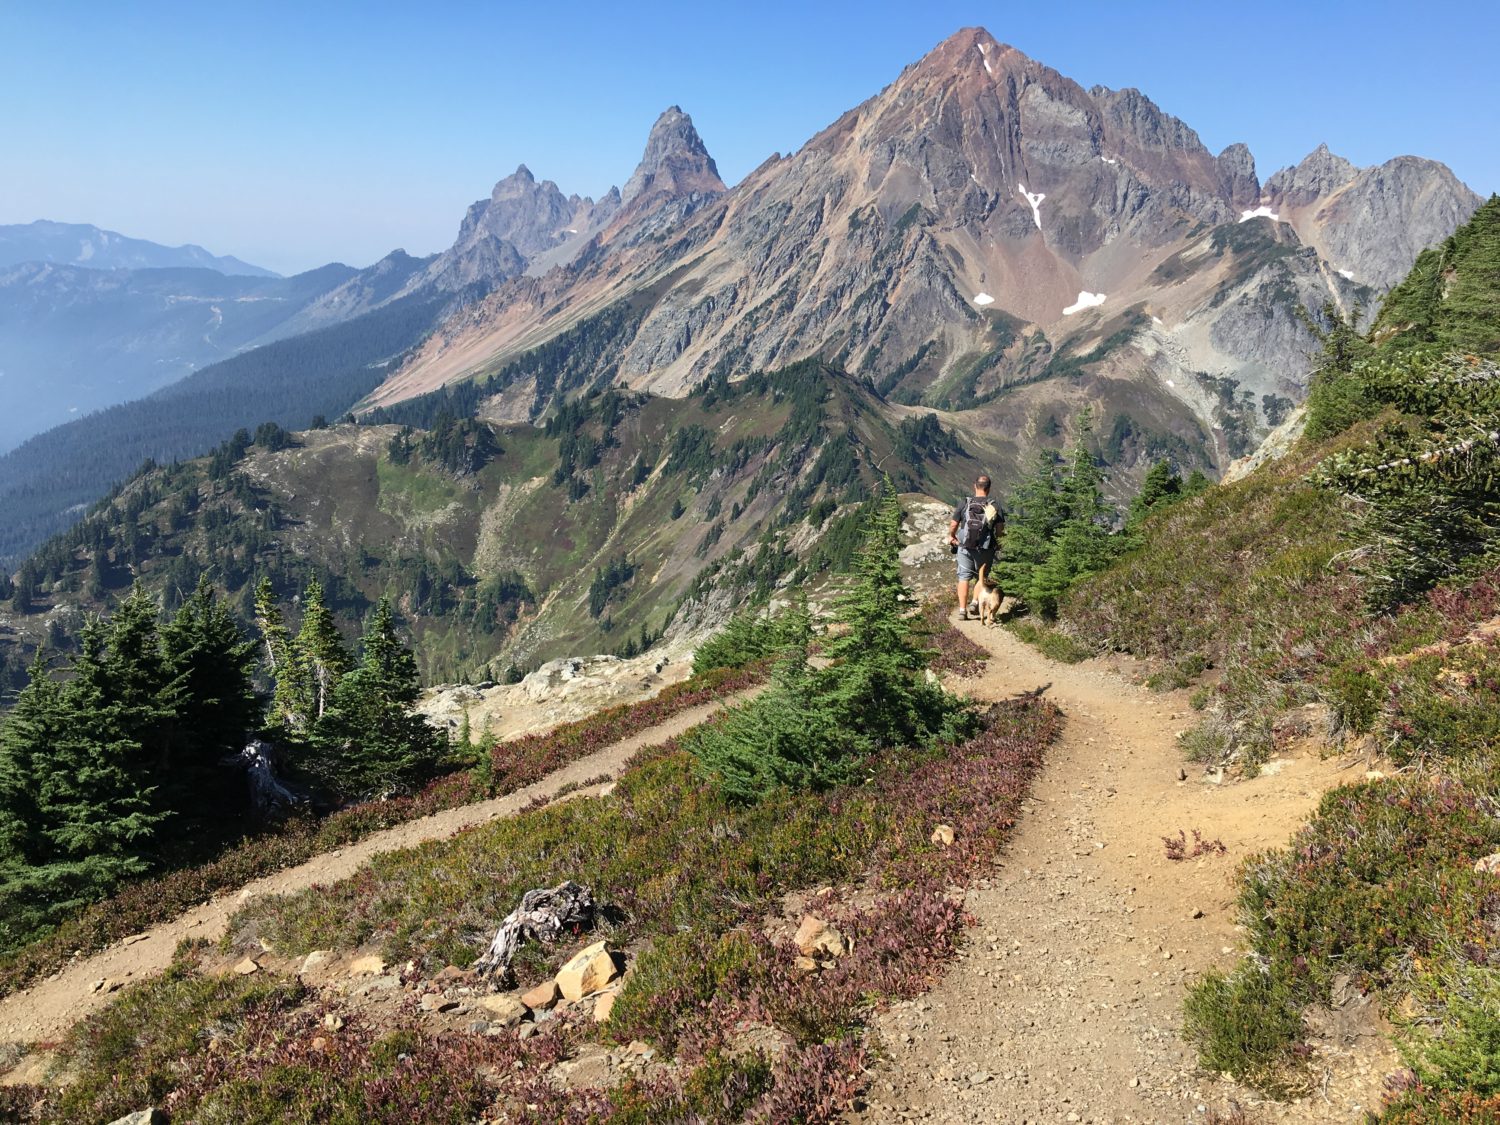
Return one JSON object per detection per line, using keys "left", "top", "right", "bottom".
{"left": 0, "top": 294, "right": 446, "bottom": 566}
{"left": 0, "top": 359, "right": 984, "bottom": 685}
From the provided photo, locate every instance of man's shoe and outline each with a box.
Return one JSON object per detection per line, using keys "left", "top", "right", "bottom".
{"left": 957, "top": 609, "right": 970, "bottom": 621}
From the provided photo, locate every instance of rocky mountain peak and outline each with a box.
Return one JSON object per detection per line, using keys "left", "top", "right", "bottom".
{"left": 620, "top": 107, "right": 725, "bottom": 205}
{"left": 1265, "top": 143, "right": 1358, "bottom": 208}
{"left": 1215, "top": 143, "right": 1261, "bottom": 208}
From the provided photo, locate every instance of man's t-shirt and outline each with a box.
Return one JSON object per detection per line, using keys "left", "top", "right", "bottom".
{"left": 952, "top": 496, "right": 1003, "bottom": 553}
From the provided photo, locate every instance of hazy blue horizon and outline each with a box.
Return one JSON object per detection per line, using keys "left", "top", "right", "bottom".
{"left": 4, "top": 1, "right": 1496, "bottom": 276}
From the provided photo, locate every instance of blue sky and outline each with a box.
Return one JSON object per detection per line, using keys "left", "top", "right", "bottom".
{"left": 3, "top": 1, "right": 1495, "bottom": 275}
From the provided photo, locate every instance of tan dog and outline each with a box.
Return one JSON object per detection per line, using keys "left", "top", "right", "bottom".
{"left": 975, "top": 561, "right": 1003, "bottom": 626}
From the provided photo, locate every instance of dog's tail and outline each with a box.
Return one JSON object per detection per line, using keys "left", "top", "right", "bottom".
{"left": 977, "top": 561, "right": 990, "bottom": 588}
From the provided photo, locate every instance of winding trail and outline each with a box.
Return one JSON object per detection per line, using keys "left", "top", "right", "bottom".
{"left": 0, "top": 693, "right": 752, "bottom": 1045}
{"left": 856, "top": 619, "right": 1393, "bottom": 1124}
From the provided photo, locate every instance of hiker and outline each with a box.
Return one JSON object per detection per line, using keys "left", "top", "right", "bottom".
{"left": 948, "top": 474, "right": 1003, "bottom": 620}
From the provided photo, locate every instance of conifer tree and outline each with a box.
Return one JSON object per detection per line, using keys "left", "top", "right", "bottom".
{"left": 38, "top": 620, "right": 166, "bottom": 909}
{"left": 159, "top": 577, "right": 261, "bottom": 809}
{"left": 306, "top": 598, "right": 442, "bottom": 800}
{"left": 94, "top": 586, "right": 176, "bottom": 771}
{"left": 0, "top": 658, "right": 61, "bottom": 874}
{"left": 688, "top": 612, "right": 841, "bottom": 803}
{"left": 689, "top": 482, "right": 967, "bottom": 803}
{"left": 254, "top": 577, "right": 302, "bottom": 733}
{"left": 1317, "top": 351, "right": 1500, "bottom": 605}
{"left": 1028, "top": 418, "right": 1121, "bottom": 616}
{"left": 0, "top": 659, "right": 81, "bottom": 944}
{"left": 294, "top": 579, "right": 351, "bottom": 723}
{"left": 996, "top": 450, "right": 1066, "bottom": 596}
{"left": 1126, "top": 460, "right": 1184, "bottom": 531}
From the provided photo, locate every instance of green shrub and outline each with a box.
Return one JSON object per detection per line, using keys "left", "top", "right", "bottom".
{"left": 1238, "top": 779, "right": 1500, "bottom": 998}
{"left": 1402, "top": 964, "right": 1500, "bottom": 1096}
{"left": 1183, "top": 964, "right": 1308, "bottom": 1094}
{"left": 681, "top": 1049, "right": 775, "bottom": 1120}
{"left": 608, "top": 929, "right": 765, "bottom": 1051}
{"left": 691, "top": 602, "right": 808, "bottom": 676}
{"left": 1382, "top": 645, "right": 1500, "bottom": 766}
{"left": 1326, "top": 661, "right": 1384, "bottom": 735}
{"left": 1303, "top": 367, "right": 1379, "bottom": 441}
{"left": 1178, "top": 715, "right": 1234, "bottom": 765}
{"left": 1004, "top": 619, "right": 1094, "bottom": 664}
{"left": 1146, "top": 652, "right": 1210, "bottom": 691}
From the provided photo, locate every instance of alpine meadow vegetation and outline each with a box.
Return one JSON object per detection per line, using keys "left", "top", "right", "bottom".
{"left": 3, "top": 491, "right": 1061, "bottom": 1124}
{"left": 1046, "top": 196, "right": 1500, "bottom": 1115}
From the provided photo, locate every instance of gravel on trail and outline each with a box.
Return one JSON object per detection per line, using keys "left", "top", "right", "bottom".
{"left": 853, "top": 617, "right": 1396, "bottom": 1125}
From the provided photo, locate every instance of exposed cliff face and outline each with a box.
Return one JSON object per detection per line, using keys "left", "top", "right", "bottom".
{"left": 620, "top": 106, "right": 725, "bottom": 207}
{"left": 1264, "top": 145, "right": 1482, "bottom": 290}
{"left": 1265, "top": 143, "right": 1357, "bottom": 208}
{"left": 418, "top": 165, "right": 590, "bottom": 292}
{"left": 360, "top": 27, "right": 1477, "bottom": 478}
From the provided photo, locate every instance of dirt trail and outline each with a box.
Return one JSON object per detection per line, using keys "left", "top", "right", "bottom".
{"left": 0, "top": 694, "right": 747, "bottom": 1045}
{"left": 857, "top": 620, "right": 1396, "bottom": 1124}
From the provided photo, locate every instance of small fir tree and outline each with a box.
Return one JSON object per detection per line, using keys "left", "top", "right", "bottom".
{"left": 254, "top": 577, "right": 302, "bottom": 733}
{"left": 1126, "top": 460, "right": 1184, "bottom": 531}
{"left": 1027, "top": 419, "right": 1121, "bottom": 616}
{"left": 293, "top": 579, "right": 351, "bottom": 723}
{"left": 306, "top": 599, "right": 443, "bottom": 800}
{"left": 995, "top": 450, "right": 1066, "bottom": 597}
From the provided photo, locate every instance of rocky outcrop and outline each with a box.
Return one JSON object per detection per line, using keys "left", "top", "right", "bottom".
{"left": 1214, "top": 143, "right": 1261, "bottom": 210}
{"left": 1266, "top": 145, "right": 1482, "bottom": 289}
{"left": 366, "top": 26, "right": 1479, "bottom": 474}
{"left": 620, "top": 106, "right": 725, "bottom": 206}
{"left": 418, "top": 165, "right": 597, "bottom": 293}
{"left": 1265, "top": 143, "right": 1357, "bottom": 208}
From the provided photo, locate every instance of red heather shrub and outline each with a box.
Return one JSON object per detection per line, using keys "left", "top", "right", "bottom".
{"left": 1426, "top": 567, "right": 1500, "bottom": 637}
{"left": 1381, "top": 1084, "right": 1500, "bottom": 1124}
{"left": 1240, "top": 777, "right": 1500, "bottom": 996}
{"left": 753, "top": 1039, "right": 871, "bottom": 1123}
{"left": 917, "top": 598, "right": 989, "bottom": 678}
{"left": 869, "top": 701, "right": 1058, "bottom": 886}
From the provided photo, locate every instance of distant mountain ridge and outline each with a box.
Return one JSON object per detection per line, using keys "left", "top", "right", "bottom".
{"left": 0, "top": 26, "right": 1483, "bottom": 573}
{"left": 363, "top": 26, "right": 1481, "bottom": 463}
{"left": 0, "top": 220, "right": 276, "bottom": 277}
{"left": 0, "top": 260, "right": 359, "bottom": 451}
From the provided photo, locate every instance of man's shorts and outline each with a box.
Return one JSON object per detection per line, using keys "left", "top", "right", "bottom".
{"left": 956, "top": 546, "right": 995, "bottom": 583}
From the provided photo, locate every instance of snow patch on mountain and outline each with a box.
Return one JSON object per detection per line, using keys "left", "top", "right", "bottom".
{"left": 973, "top": 292, "right": 995, "bottom": 306}
{"left": 1018, "top": 184, "right": 1045, "bottom": 229}
{"left": 1239, "top": 205, "right": 1280, "bottom": 223}
{"left": 1063, "top": 291, "right": 1107, "bottom": 315}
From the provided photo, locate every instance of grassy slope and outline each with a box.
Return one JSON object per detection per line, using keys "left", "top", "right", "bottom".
{"left": 1035, "top": 200, "right": 1500, "bottom": 1116}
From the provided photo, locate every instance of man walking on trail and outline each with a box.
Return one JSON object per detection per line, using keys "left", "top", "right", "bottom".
{"left": 949, "top": 474, "right": 1002, "bottom": 620}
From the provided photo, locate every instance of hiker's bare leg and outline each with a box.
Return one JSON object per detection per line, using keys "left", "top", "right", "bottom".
{"left": 956, "top": 579, "right": 971, "bottom": 616}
